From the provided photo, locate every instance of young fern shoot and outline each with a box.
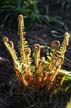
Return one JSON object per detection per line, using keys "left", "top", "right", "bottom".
{"left": 3, "top": 14, "right": 70, "bottom": 89}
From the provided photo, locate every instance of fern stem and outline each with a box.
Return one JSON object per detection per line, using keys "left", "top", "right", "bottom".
{"left": 18, "top": 14, "right": 26, "bottom": 63}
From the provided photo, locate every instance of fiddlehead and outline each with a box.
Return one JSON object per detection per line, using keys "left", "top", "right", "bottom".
{"left": 18, "top": 15, "right": 28, "bottom": 64}
{"left": 3, "top": 36, "right": 21, "bottom": 72}
{"left": 2, "top": 14, "right": 70, "bottom": 89}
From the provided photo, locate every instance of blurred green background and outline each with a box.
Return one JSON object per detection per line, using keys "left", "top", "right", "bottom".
{"left": 0, "top": 0, "right": 71, "bottom": 32}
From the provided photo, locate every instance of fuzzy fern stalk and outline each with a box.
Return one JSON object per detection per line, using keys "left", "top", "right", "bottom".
{"left": 3, "top": 14, "right": 70, "bottom": 89}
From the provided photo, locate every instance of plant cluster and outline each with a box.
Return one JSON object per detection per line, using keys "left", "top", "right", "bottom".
{"left": 3, "top": 15, "right": 70, "bottom": 90}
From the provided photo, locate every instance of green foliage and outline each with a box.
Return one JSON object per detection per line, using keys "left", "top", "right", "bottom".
{"left": 0, "top": 0, "right": 41, "bottom": 28}
{"left": 56, "top": 0, "right": 71, "bottom": 9}
{"left": 47, "top": 0, "right": 71, "bottom": 9}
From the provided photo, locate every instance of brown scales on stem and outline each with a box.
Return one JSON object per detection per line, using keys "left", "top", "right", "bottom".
{"left": 3, "top": 14, "right": 70, "bottom": 89}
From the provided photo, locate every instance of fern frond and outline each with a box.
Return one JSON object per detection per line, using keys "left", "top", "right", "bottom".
{"left": 2, "top": 14, "right": 70, "bottom": 89}
{"left": 56, "top": 32, "right": 70, "bottom": 57}
{"left": 3, "top": 36, "right": 22, "bottom": 72}
{"left": 47, "top": 40, "right": 60, "bottom": 71}
{"left": 18, "top": 15, "right": 28, "bottom": 63}
{"left": 34, "top": 44, "right": 41, "bottom": 73}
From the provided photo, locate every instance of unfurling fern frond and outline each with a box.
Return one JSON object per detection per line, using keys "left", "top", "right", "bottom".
{"left": 3, "top": 36, "right": 21, "bottom": 71}
{"left": 18, "top": 15, "right": 29, "bottom": 63}
{"left": 3, "top": 14, "right": 70, "bottom": 89}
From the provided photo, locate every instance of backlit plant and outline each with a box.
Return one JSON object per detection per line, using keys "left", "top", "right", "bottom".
{"left": 3, "top": 15, "right": 70, "bottom": 89}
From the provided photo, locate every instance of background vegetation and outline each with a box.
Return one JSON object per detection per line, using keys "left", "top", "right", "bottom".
{"left": 0, "top": 0, "right": 71, "bottom": 33}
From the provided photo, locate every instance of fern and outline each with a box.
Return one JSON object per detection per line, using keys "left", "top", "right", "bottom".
{"left": 3, "top": 14, "right": 70, "bottom": 89}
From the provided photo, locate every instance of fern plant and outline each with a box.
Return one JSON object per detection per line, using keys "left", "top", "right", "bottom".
{"left": 3, "top": 14, "right": 70, "bottom": 89}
